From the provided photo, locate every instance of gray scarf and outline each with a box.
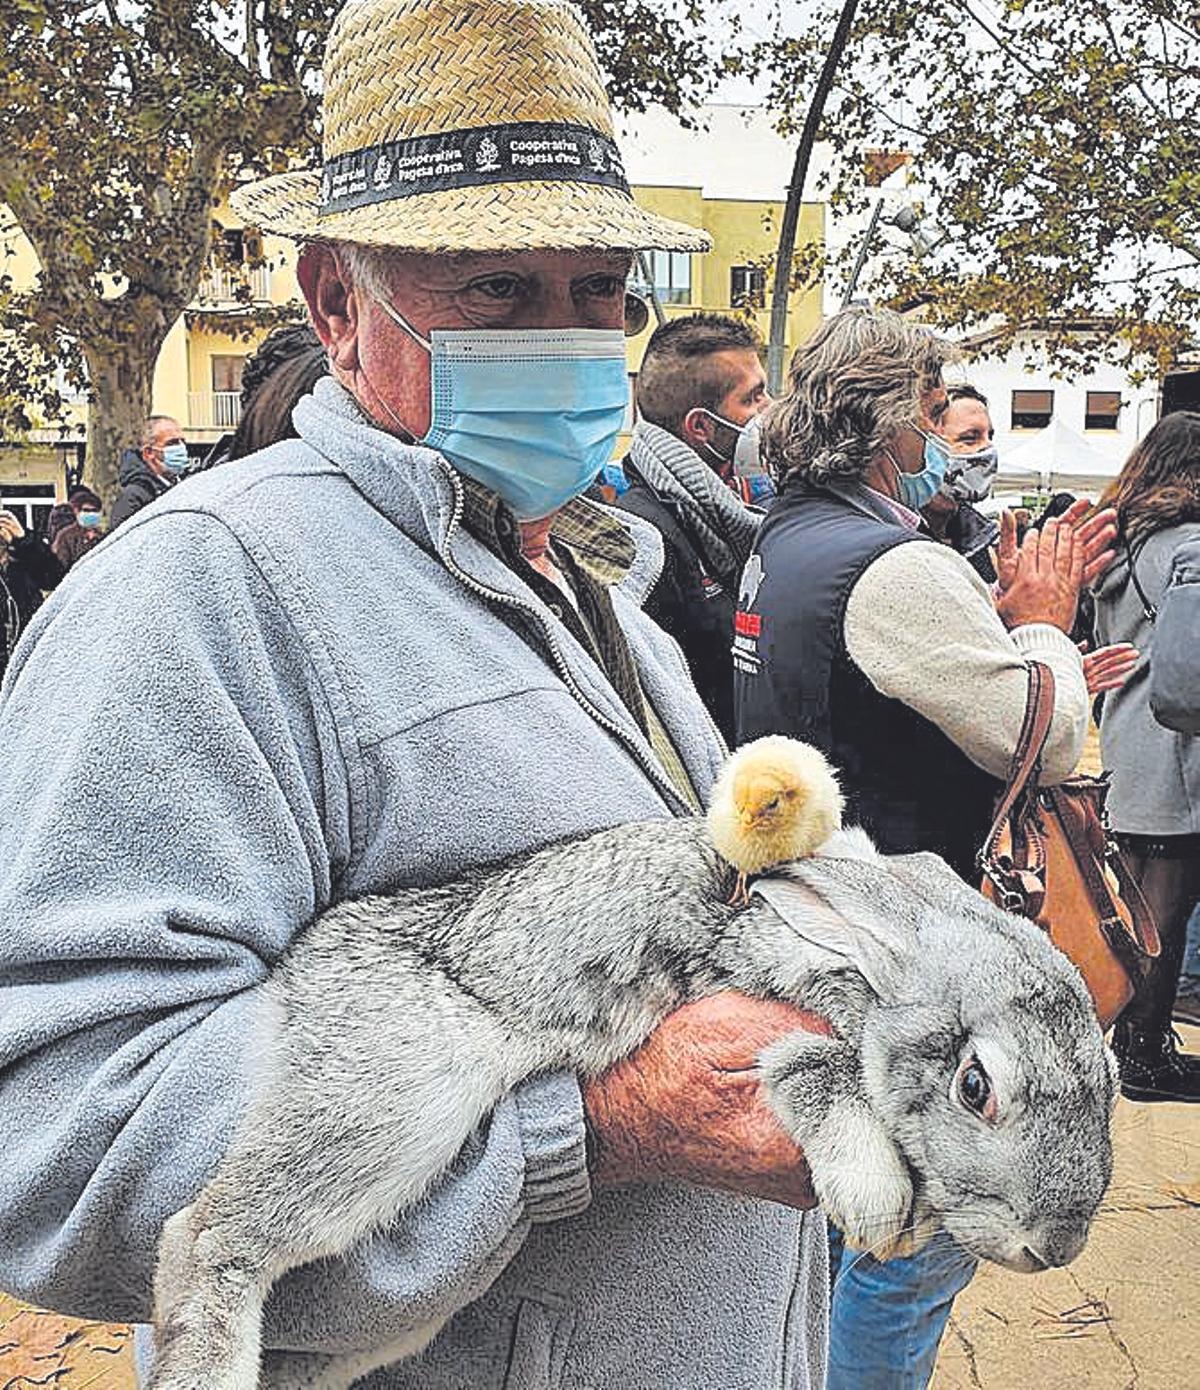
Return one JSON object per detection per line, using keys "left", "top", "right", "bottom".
{"left": 626, "top": 421, "right": 761, "bottom": 587}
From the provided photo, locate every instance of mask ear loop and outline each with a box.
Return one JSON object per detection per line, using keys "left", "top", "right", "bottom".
{"left": 375, "top": 296, "right": 433, "bottom": 352}
{"left": 368, "top": 296, "right": 432, "bottom": 441}
{"left": 690, "top": 407, "right": 740, "bottom": 469}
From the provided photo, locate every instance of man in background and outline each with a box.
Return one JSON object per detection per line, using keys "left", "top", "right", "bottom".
{"left": 617, "top": 314, "right": 770, "bottom": 741}
{"left": 110, "top": 415, "right": 189, "bottom": 530}
{"left": 50, "top": 488, "right": 106, "bottom": 571}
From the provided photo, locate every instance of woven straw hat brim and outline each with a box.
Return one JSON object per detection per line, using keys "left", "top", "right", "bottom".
{"left": 230, "top": 169, "right": 712, "bottom": 254}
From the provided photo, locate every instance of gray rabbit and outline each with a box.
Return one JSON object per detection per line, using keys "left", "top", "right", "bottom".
{"left": 147, "top": 740, "right": 1116, "bottom": 1390}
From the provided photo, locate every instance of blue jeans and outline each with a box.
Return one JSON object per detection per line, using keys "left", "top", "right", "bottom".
{"left": 826, "top": 1225, "right": 979, "bottom": 1390}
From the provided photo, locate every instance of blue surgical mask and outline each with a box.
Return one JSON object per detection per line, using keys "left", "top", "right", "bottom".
{"left": 161, "top": 442, "right": 190, "bottom": 474}
{"left": 78, "top": 510, "right": 103, "bottom": 529}
{"left": 890, "top": 431, "right": 950, "bottom": 510}
{"left": 376, "top": 300, "right": 629, "bottom": 521}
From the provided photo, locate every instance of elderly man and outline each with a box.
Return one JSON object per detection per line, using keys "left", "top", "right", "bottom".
{"left": 109, "top": 414, "right": 190, "bottom": 530}
{"left": 616, "top": 313, "right": 770, "bottom": 741}
{"left": 734, "top": 307, "right": 1114, "bottom": 1390}
{"left": 0, "top": 3, "right": 830, "bottom": 1388}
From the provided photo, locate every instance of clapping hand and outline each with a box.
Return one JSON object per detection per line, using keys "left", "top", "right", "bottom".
{"left": 1080, "top": 642, "right": 1139, "bottom": 696}
{"left": 996, "top": 500, "right": 1117, "bottom": 597}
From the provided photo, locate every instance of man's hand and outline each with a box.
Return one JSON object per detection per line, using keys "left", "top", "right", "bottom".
{"left": 995, "top": 515, "right": 1083, "bottom": 632}
{"left": 0, "top": 509, "right": 25, "bottom": 544}
{"left": 1081, "top": 642, "right": 1139, "bottom": 696}
{"left": 582, "top": 993, "right": 829, "bottom": 1209}
{"left": 996, "top": 501, "right": 1117, "bottom": 596}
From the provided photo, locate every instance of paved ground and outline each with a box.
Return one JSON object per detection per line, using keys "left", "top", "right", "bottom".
{"left": 3, "top": 1033, "right": 1195, "bottom": 1389}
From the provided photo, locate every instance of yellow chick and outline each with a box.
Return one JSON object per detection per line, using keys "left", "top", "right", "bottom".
{"left": 707, "top": 736, "right": 844, "bottom": 904}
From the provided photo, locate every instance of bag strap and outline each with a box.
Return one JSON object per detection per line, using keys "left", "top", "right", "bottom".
{"left": 982, "top": 660, "right": 1056, "bottom": 865}
{"left": 1124, "top": 532, "right": 1158, "bottom": 624}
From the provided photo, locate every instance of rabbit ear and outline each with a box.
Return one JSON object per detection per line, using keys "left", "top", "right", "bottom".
{"left": 761, "top": 843, "right": 924, "bottom": 997}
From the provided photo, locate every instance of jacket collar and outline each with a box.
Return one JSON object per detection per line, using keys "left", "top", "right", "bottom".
{"left": 292, "top": 378, "right": 662, "bottom": 606}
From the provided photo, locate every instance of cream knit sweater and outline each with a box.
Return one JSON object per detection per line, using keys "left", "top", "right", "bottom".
{"left": 844, "top": 541, "right": 1089, "bottom": 785}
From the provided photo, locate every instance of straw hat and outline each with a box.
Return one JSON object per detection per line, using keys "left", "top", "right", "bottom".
{"left": 231, "top": 0, "right": 710, "bottom": 254}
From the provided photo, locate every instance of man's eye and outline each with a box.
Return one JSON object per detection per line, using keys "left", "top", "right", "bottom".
{"left": 577, "top": 274, "right": 624, "bottom": 298}
{"left": 469, "top": 275, "right": 524, "bottom": 300}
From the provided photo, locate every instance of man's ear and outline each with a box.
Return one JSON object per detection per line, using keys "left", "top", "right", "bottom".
{"left": 298, "top": 244, "right": 359, "bottom": 374}
{"left": 681, "top": 406, "right": 718, "bottom": 454}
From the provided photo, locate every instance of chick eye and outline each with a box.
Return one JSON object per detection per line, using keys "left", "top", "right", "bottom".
{"left": 956, "top": 1058, "right": 994, "bottom": 1118}
{"left": 762, "top": 796, "right": 780, "bottom": 813}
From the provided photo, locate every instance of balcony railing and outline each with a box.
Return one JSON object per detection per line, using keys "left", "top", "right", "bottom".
{"left": 188, "top": 391, "right": 242, "bottom": 431}
{"left": 194, "top": 265, "right": 272, "bottom": 306}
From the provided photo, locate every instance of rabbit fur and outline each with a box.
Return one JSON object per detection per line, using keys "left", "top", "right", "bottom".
{"left": 148, "top": 814, "right": 1117, "bottom": 1390}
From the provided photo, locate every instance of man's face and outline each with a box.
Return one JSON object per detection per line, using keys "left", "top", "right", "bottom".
{"left": 938, "top": 397, "right": 994, "bottom": 453}
{"left": 301, "top": 247, "right": 632, "bottom": 439}
{"left": 711, "top": 349, "right": 770, "bottom": 430}
{"left": 889, "top": 381, "right": 948, "bottom": 474}
{"left": 683, "top": 347, "right": 771, "bottom": 469}
{"left": 143, "top": 418, "right": 185, "bottom": 476}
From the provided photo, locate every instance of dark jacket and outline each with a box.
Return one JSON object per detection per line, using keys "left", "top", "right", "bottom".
{"left": 616, "top": 464, "right": 738, "bottom": 743}
{"left": 109, "top": 450, "right": 171, "bottom": 531}
{"left": 734, "top": 479, "right": 998, "bottom": 880}
{"left": 51, "top": 523, "right": 104, "bottom": 572}
{"left": 1, "top": 532, "right": 65, "bottom": 680}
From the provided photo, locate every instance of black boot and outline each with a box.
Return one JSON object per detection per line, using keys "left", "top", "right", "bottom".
{"left": 1112, "top": 1020, "right": 1200, "bottom": 1103}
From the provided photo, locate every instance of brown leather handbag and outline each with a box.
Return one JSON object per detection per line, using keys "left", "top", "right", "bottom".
{"left": 979, "top": 661, "right": 1160, "bottom": 1027}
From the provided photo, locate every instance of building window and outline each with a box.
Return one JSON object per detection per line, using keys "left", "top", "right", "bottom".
{"left": 1085, "top": 390, "right": 1121, "bottom": 430}
{"left": 643, "top": 250, "right": 692, "bottom": 305}
{"left": 730, "top": 264, "right": 766, "bottom": 309}
{"left": 1011, "top": 388, "right": 1054, "bottom": 430}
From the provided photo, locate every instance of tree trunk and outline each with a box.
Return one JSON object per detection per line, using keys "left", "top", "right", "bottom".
{"left": 83, "top": 337, "right": 159, "bottom": 507}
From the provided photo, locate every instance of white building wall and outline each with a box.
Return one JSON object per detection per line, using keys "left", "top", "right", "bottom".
{"left": 958, "top": 336, "right": 1160, "bottom": 474}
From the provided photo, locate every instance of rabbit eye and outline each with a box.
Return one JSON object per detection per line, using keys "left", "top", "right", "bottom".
{"left": 957, "top": 1058, "right": 996, "bottom": 1120}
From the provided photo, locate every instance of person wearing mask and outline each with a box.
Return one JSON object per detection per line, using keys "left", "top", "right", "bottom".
{"left": 0, "top": 5, "right": 834, "bottom": 1387}
{"left": 1095, "top": 411, "right": 1200, "bottom": 1101}
{"left": 616, "top": 313, "right": 770, "bottom": 741}
{"left": 109, "top": 415, "right": 190, "bottom": 530}
{"left": 50, "top": 488, "right": 106, "bottom": 570}
{"left": 734, "top": 306, "right": 1115, "bottom": 1390}
{"left": 0, "top": 507, "right": 65, "bottom": 683}
{"left": 923, "top": 382, "right": 1001, "bottom": 582}
{"left": 926, "top": 393, "right": 1136, "bottom": 698}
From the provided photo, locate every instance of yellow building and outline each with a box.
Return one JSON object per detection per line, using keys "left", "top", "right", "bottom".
{"left": 1, "top": 137, "right": 823, "bottom": 526}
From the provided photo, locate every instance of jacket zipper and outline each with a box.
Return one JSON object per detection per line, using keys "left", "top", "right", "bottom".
{"left": 436, "top": 465, "right": 691, "bottom": 815}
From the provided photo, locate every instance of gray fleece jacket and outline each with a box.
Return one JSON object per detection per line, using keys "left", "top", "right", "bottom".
{"left": 1094, "top": 521, "right": 1200, "bottom": 836}
{"left": 0, "top": 377, "right": 828, "bottom": 1390}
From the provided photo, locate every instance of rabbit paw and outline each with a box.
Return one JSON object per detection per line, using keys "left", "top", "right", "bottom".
{"left": 808, "top": 1102, "right": 914, "bottom": 1259}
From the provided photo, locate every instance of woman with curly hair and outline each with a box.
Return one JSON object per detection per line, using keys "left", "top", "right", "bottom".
{"left": 1095, "top": 410, "right": 1200, "bottom": 1102}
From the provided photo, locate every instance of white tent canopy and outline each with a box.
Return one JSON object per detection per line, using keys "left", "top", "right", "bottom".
{"left": 999, "top": 418, "right": 1124, "bottom": 492}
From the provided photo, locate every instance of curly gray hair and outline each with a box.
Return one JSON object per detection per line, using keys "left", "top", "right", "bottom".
{"left": 762, "top": 307, "right": 957, "bottom": 486}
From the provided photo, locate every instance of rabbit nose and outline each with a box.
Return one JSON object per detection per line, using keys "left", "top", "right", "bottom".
{"left": 1028, "top": 1222, "right": 1088, "bottom": 1269}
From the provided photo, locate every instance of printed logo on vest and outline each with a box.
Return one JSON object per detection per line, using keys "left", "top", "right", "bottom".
{"left": 739, "top": 553, "right": 765, "bottom": 610}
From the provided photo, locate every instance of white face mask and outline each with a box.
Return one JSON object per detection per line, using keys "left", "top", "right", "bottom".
{"left": 938, "top": 441, "right": 1000, "bottom": 504}
{"left": 695, "top": 408, "right": 764, "bottom": 477}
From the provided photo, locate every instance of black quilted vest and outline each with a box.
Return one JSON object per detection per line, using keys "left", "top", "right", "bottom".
{"left": 733, "top": 479, "right": 999, "bottom": 881}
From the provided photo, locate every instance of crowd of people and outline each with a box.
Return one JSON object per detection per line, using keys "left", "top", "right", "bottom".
{"left": 1, "top": 2, "right": 1198, "bottom": 1389}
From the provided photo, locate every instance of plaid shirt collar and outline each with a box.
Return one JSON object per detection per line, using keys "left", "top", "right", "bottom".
{"left": 458, "top": 477, "right": 636, "bottom": 586}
